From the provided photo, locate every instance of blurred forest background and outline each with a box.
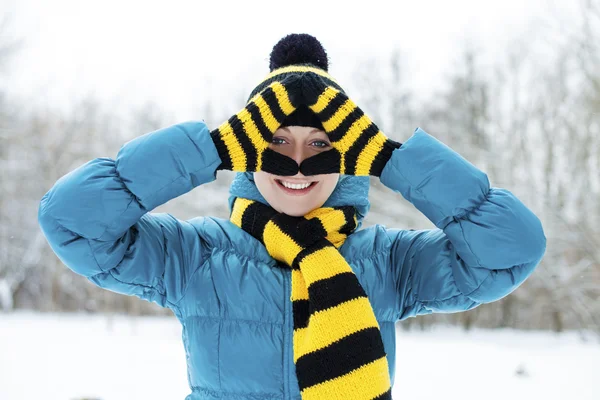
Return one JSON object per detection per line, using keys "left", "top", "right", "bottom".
{"left": 0, "top": 1, "right": 598, "bottom": 335}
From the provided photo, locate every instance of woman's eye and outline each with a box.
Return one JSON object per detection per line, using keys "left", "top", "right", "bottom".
{"left": 271, "top": 138, "right": 330, "bottom": 148}
{"left": 312, "top": 140, "right": 330, "bottom": 148}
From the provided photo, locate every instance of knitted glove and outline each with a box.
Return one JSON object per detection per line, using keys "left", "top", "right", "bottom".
{"left": 298, "top": 73, "right": 402, "bottom": 177}
{"left": 209, "top": 75, "right": 302, "bottom": 176}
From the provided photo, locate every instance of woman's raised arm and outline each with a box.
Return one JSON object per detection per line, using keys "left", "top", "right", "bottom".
{"left": 379, "top": 128, "right": 547, "bottom": 320}
{"left": 38, "top": 121, "right": 221, "bottom": 308}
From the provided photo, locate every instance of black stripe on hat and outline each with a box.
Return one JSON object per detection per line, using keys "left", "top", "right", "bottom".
{"left": 295, "top": 327, "right": 388, "bottom": 390}
{"left": 247, "top": 71, "right": 345, "bottom": 104}
{"left": 280, "top": 106, "right": 324, "bottom": 130}
{"left": 230, "top": 114, "right": 257, "bottom": 172}
{"left": 247, "top": 80, "right": 270, "bottom": 104}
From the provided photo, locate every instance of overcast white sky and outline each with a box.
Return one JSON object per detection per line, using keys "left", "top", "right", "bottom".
{"left": 2, "top": 0, "right": 574, "bottom": 121}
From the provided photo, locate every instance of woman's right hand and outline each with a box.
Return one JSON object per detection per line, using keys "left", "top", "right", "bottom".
{"left": 209, "top": 75, "right": 303, "bottom": 176}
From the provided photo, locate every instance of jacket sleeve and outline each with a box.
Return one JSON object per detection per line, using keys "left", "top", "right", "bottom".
{"left": 37, "top": 121, "right": 222, "bottom": 308}
{"left": 378, "top": 127, "right": 547, "bottom": 321}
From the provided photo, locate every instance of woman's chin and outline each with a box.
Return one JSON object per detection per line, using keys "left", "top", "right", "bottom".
{"left": 280, "top": 207, "right": 310, "bottom": 217}
{"left": 277, "top": 202, "right": 318, "bottom": 217}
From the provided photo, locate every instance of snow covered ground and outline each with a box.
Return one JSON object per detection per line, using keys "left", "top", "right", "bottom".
{"left": 0, "top": 312, "right": 598, "bottom": 400}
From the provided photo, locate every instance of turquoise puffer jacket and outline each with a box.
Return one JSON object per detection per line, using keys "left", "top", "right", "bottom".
{"left": 38, "top": 121, "right": 546, "bottom": 400}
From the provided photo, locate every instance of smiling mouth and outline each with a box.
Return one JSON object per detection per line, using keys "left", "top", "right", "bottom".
{"left": 275, "top": 179, "right": 318, "bottom": 195}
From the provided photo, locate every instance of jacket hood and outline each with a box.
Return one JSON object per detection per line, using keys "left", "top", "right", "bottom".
{"left": 228, "top": 172, "right": 371, "bottom": 230}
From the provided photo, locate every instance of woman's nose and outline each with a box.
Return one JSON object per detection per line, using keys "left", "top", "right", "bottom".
{"left": 291, "top": 144, "right": 311, "bottom": 165}
{"left": 272, "top": 142, "right": 311, "bottom": 165}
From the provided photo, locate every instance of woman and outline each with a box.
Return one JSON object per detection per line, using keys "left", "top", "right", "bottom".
{"left": 38, "top": 34, "right": 546, "bottom": 400}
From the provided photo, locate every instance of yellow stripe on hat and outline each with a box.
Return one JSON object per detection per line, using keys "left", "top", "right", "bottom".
{"left": 262, "top": 65, "right": 340, "bottom": 86}
{"left": 300, "top": 357, "right": 391, "bottom": 400}
{"left": 271, "top": 81, "right": 296, "bottom": 116}
{"left": 292, "top": 296, "right": 380, "bottom": 360}
{"left": 217, "top": 121, "right": 247, "bottom": 171}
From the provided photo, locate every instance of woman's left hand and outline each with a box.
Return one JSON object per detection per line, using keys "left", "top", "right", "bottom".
{"left": 298, "top": 72, "right": 402, "bottom": 177}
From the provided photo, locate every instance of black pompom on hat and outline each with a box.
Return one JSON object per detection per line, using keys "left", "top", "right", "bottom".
{"left": 246, "top": 34, "right": 347, "bottom": 130}
{"left": 269, "top": 33, "right": 329, "bottom": 72}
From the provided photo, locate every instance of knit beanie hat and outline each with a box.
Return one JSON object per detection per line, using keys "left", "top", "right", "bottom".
{"left": 228, "top": 33, "right": 371, "bottom": 227}
{"left": 246, "top": 33, "right": 347, "bottom": 132}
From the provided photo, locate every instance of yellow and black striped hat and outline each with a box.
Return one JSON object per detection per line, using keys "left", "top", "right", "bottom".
{"left": 246, "top": 33, "right": 346, "bottom": 131}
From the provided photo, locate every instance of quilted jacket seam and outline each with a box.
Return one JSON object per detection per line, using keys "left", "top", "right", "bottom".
{"left": 453, "top": 186, "right": 492, "bottom": 221}
{"left": 97, "top": 164, "right": 145, "bottom": 240}
{"left": 96, "top": 266, "right": 178, "bottom": 309}
{"left": 389, "top": 228, "right": 420, "bottom": 320}
{"left": 450, "top": 188, "right": 493, "bottom": 272}
{"left": 173, "top": 218, "right": 213, "bottom": 306}
{"left": 52, "top": 221, "right": 105, "bottom": 275}
{"left": 380, "top": 225, "right": 404, "bottom": 322}
{"left": 463, "top": 261, "right": 528, "bottom": 300}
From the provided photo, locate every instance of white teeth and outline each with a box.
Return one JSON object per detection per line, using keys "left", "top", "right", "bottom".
{"left": 280, "top": 181, "right": 312, "bottom": 190}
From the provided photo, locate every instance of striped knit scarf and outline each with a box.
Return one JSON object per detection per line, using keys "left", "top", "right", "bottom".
{"left": 230, "top": 197, "right": 392, "bottom": 400}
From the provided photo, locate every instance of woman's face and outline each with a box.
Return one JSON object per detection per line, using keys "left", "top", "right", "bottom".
{"left": 254, "top": 126, "right": 340, "bottom": 217}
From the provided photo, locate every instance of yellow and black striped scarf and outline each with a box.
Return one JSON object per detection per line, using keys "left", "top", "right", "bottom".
{"left": 230, "top": 197, "right": 392, "bottom": 400}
